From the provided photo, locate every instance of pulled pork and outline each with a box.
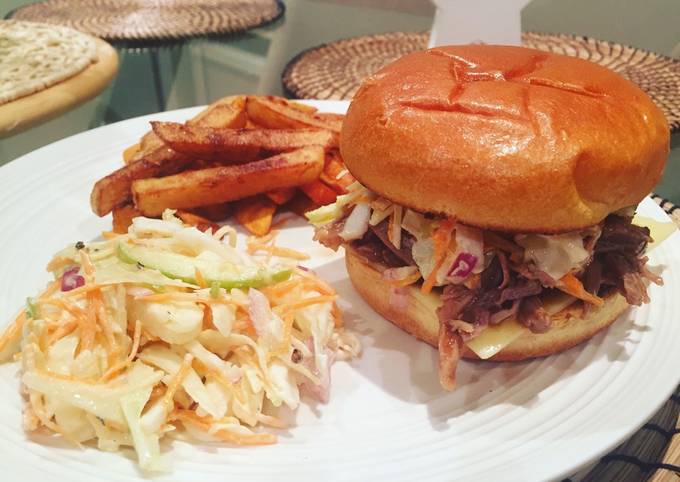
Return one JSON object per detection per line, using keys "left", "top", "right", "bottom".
{"left": 345, "top": 214, "right": 659, "bottom": 339}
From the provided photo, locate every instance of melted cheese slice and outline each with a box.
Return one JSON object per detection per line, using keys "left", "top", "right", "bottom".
{"left": 633, "top": 215, "right": 677, "bottom": 251}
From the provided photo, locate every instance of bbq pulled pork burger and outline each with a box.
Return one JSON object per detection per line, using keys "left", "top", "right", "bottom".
{"left": 307, "top": 45, "right": 670, "bottom": 390}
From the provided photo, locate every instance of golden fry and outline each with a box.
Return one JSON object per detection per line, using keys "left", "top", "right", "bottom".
{"left": 112, "top": 204, "right": 142, "bottom": 234}
{"left": 234, "top": 197, "right": 277, "bottom": 237}
{"left": 92, "top": 96, "right": 247, "bottom": 216}
{"left": 91, "top": 154, "right": 191, "bottom": 217}
{"left": 122, "top": 143, "right": 141, "bottom": 164}
{"left": 246, "top": 96, "right": 341, "bottom": 133}
{"left": 152, "top": 122, "right": 337, "bottom": 162}
{"left": 266, "top": 187, "right": 297, "bottom": 205}
{"left": 285, "top": 191, "right": 320, "bottom": 218}
{"left": 132, "top": 146, "right": 325, "bottom": 216}
{"left": 319, "top": 150, "right": 356, "bottom": 193}
{"left": 176, "top": 211, "right": 220, "bottom": 233}
{"left": 191, "top": 202, "right": 232, "bottom": 222}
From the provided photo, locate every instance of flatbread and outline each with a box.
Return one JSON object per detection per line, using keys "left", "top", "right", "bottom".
{"left": 0, "top": 20, "right": 97, "bottom": 105}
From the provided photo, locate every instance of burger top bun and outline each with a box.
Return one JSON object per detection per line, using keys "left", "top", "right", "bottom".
{"left": 340, "top": 45, "right": 669, "bottom": 233}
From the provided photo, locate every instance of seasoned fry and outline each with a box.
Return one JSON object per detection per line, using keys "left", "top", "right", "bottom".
{"left": 91, "top": 154, "right": 192, "bottom": 216}
{"left": 320, "top": 150, "right": 355, "bottom": 193}
{"left": 266, "top": 187, "right": 297, "bottom": 205}
{"left": 122, "top": 143, "right": 141, "bottom": 163}
{"left": 132, "top": 146, "right": 325, "bottom": 216}
{"left": 246, "top": 97, "right": 341, "bottom": 133}
{"left": 300, "top": 179, "right": 338, "bottom": 205}
{"left": 286, "top": 192, "right": 320, "bottom": 217}
{"left": 92, "top": 96, "right": 247, "bottom": 216}
{"left": 263, "top": 95, "right": 318, "bottom": 114}
{"left": 234, "top": 197, "right": 277, "bottom": 236}
{"left": 152, "top": 122, "right": 338, "bottom": 162}
{"left": 191, "top": 202, "right": 232, "bottom": 222}
{"left": 176, "top": 211, "right": 220, "bottom": 233}
{"left": 112, "top": 205, "right": 142, "bottom": 234}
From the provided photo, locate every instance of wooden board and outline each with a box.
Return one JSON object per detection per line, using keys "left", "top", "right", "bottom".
{"left": 0, "top": 37, "right": 118, "bottom": 138}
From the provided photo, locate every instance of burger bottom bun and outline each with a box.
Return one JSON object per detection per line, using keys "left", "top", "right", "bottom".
{"left": 345, "top": 245, "right": 630, "bottom": 362}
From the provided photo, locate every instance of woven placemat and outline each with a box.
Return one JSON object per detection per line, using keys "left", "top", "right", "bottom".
{"left": 8, "top": 0, "right": 283, "bottom": 42}
{"left": 282, "top": 31, "right": 680, "bottom": 131}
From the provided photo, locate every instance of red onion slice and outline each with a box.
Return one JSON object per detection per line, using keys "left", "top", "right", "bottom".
{"left": 61, "top": 266, "right": 84, "bottom": 292}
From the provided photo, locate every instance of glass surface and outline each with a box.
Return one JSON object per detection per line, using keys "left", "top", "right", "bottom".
{"left": 1, "top": 0, "right": 678, "bottom": 202}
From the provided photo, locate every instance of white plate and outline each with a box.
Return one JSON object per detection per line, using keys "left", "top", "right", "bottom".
{"left": 0, "top": 101, "right": 678, "bottom": 482}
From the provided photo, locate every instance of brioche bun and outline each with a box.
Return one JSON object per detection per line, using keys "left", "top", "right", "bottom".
{"left": 340, "top": 45, "right": 669, "bottom": 233}
{"left": 345, "top": 245, "right": 630, "bottom": 361}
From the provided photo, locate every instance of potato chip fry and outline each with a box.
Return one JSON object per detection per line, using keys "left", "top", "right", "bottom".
{"left": 246, "top": 96, "right": 341, "bottom": 133}
{"left": 300, "top": 180, "right": 338, "bottom": 206}
{"left": 112, "top": 204, "right": 142, "bottom": 234}
{"left": 234, "top": 197, "right": 277, "bottom": 237}
{"left": 263, "top": 95, "right": 318, "bottom": 114}
{"left": 266, "top": 187, "right": 297, "bottom": 205}
{"left": 152, "top": 122, "right": 338, "bottom": 162}
{"left": 132, "top": 146, "right": 325, "bottom": 216}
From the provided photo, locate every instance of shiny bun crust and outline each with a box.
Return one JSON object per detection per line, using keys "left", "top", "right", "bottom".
{"left": 345, "top": 245, "right": 630, "bottom": 361}
{"left": 340, "top": 45, "right": 669, "bottom": 233}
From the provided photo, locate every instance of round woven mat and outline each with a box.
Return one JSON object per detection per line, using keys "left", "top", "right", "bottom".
{"left": 282, "top": 31, "right": 680, "bottom": 131}
{"left": 8, "top": 0, "right": 283, "bottom": 42}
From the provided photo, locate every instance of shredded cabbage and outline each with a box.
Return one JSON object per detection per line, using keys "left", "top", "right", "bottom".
{"left": 1, "top": 210, "right": 359, "bottom": 470}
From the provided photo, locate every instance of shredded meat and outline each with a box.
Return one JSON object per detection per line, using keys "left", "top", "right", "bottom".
{"left": 369, "top": 221, "right": 416, "bottom": 265}
{"left": 438, "top": 320, "right": 462, "bottom": 391}
{"left": 313, "top": 219, "right": 344, "bottom": 251}
{"left": 517, "top": 296, "right": 551, "bottom": 333}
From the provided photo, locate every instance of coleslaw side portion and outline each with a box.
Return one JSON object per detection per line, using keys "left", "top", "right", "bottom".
{"left": 0, "top": 210, "right": 360, "bottom": 471}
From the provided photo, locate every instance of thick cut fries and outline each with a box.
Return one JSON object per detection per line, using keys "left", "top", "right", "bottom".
{"left": 234, "top": 197, "right": 277, "bottom": 236}
{"left": 266, "top": 187, "right": 297, "bottom": 205}
{"left": 301, "top": 179, "right": 338, "bottom": 205}
{"left": 152, "top": 122, "right": 338, "bottom": 162}
{"left": 91, "top": 155, "right": 192, "bottom": 217}
{"left": 112, "top": 204, "right": 142, "bottom": 234}
{"left": 191, "top": 202, "right": 232, "bottom": 222}
{"left": 132, "top": 146, "right": 325, "bottom": 216}
{"left": 92, "top": 96, "right": 247, "bottom": 216}
{"left": 320, "top": 150, "right": 355, "bottom": 193}
{"left": 285, "top": 192, "right": 320, "bottom": 217}
{"left": 246, "top": 97, "right": 341, "bottom": 133}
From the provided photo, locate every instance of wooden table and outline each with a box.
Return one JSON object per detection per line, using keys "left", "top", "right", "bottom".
{"left": 0, "top": 37, "right": 118, "bottom": 138}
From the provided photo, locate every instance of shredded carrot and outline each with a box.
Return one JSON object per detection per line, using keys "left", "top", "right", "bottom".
{"left": 194, "top": 267, "right": 207, "bottom": 288}
{"left": 172, "top": 410, "right": 276, "bottom": 445}
{"left": 247, "top": 243, "right": 310, "bottom": 260}
{"left": 331, "top": 303, "right": 344, "bottom": 328}
{"left": 162, "top": 354, "right": 193, "bottom": 411}
{"left": 276, "top": 295, "right": 337, "bottom": 314}
{"left": 421, "top": 218, "right": 456, "bottom": 294}
{"left": 47, "top": 319, "right": 78, "bottom": 345}
{"left": 558, "top": 273, "right": 604, "bottom": 306}
{"left": 261, "top": 278, "right": 303, "bottom": 298}
{"left": 0, "top": 310, "right": 26, "bottom": 354}
{"left": 294, "top": 267, "right": 336, "bottom": 295}
{"left": 61, "top": 283, "right": 105, "bottom": 297}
